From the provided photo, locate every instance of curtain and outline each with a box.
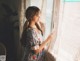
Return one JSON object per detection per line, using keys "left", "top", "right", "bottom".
{"left": 19, "top": 0, "right": 30, "bottom": 38}
{"left": 48, "top": 0, "right": 60, "bottom": 57}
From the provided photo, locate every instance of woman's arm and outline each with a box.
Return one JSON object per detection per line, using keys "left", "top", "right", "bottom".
{"left": 34, "top": 32, "right": 54, "bottom": 54}
{"left": 26, "top": 28, "right": 55, "bottom": 54}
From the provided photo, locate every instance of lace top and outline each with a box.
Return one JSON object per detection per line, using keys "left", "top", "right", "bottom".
{"left": 22, "top": 27, "right": 44, "bottom": 61}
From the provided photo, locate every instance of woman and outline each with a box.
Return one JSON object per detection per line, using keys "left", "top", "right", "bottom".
{"left": 21, "top": 6, "right": 55, "bottom": 61}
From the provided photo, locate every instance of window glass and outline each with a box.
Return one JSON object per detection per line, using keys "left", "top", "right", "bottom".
{"left": 45, "top": 0, "right": 53, "bottom": 38}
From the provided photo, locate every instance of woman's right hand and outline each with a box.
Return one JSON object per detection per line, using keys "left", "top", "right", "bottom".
{"left": 47, "top": 30, "right": 56, "bottom": 42}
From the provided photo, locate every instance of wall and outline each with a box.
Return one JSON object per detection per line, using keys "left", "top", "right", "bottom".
{"left": 0, "top": 0, "right": 20, "bottom": 61}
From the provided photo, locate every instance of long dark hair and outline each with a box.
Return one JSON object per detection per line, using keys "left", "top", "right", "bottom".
{"left": 20, "top": 6, "right": 43, "bottom": 46}
{"left": 24, "top": 6, "right": 43, "bottom": 35}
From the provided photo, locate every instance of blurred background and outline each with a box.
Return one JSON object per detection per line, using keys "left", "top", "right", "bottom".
{"left": 0, "top": 0, "right": 80, "bottom": 61}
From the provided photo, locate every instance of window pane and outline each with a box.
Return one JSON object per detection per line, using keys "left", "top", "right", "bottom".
{"left": 45, "top": 0, "right": 53, "bottom": 38}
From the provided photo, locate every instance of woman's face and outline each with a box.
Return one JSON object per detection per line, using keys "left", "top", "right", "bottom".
{"left": 33, "top": 12, "right": 41, "bottom": 23}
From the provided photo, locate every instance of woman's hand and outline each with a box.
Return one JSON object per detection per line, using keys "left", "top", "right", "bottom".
{"left": 34, "top": 29, "right": 56, "bottom": 54}
{"left": 47, "top": 30, "right": 56, "bottom": 42}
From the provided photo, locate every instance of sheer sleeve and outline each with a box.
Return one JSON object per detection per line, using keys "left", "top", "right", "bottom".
{"left": 25, "top": 28, "right": 40, "bottom": 52}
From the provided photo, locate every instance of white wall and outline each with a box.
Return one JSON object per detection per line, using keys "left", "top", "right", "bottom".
{"left": 54, "top": 1, "right": 80, "bottom": 61}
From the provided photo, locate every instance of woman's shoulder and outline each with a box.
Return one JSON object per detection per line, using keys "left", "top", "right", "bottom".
{"left": 26, "top": 27, "right": 35, "bottom": 34}
{"left": 26, "top": 27, "right": 33, "bottom": 31}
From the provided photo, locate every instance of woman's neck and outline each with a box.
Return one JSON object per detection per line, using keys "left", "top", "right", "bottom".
{"left": 29, "top": 21, "right": 36, "bottom": 29}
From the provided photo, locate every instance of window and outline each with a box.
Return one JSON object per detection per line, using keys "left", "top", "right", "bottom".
{"left": 45, "top": 0, "right": 53, "bottom": 39}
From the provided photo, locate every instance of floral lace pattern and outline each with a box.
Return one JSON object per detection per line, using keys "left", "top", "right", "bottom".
{"left": 22, "top": 27, "right": 44, "bottom": 61}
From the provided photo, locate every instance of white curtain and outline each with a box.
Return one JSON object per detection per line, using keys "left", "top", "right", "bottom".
{"left": 55, "top": 0, "right": 80, "bottom": 61}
